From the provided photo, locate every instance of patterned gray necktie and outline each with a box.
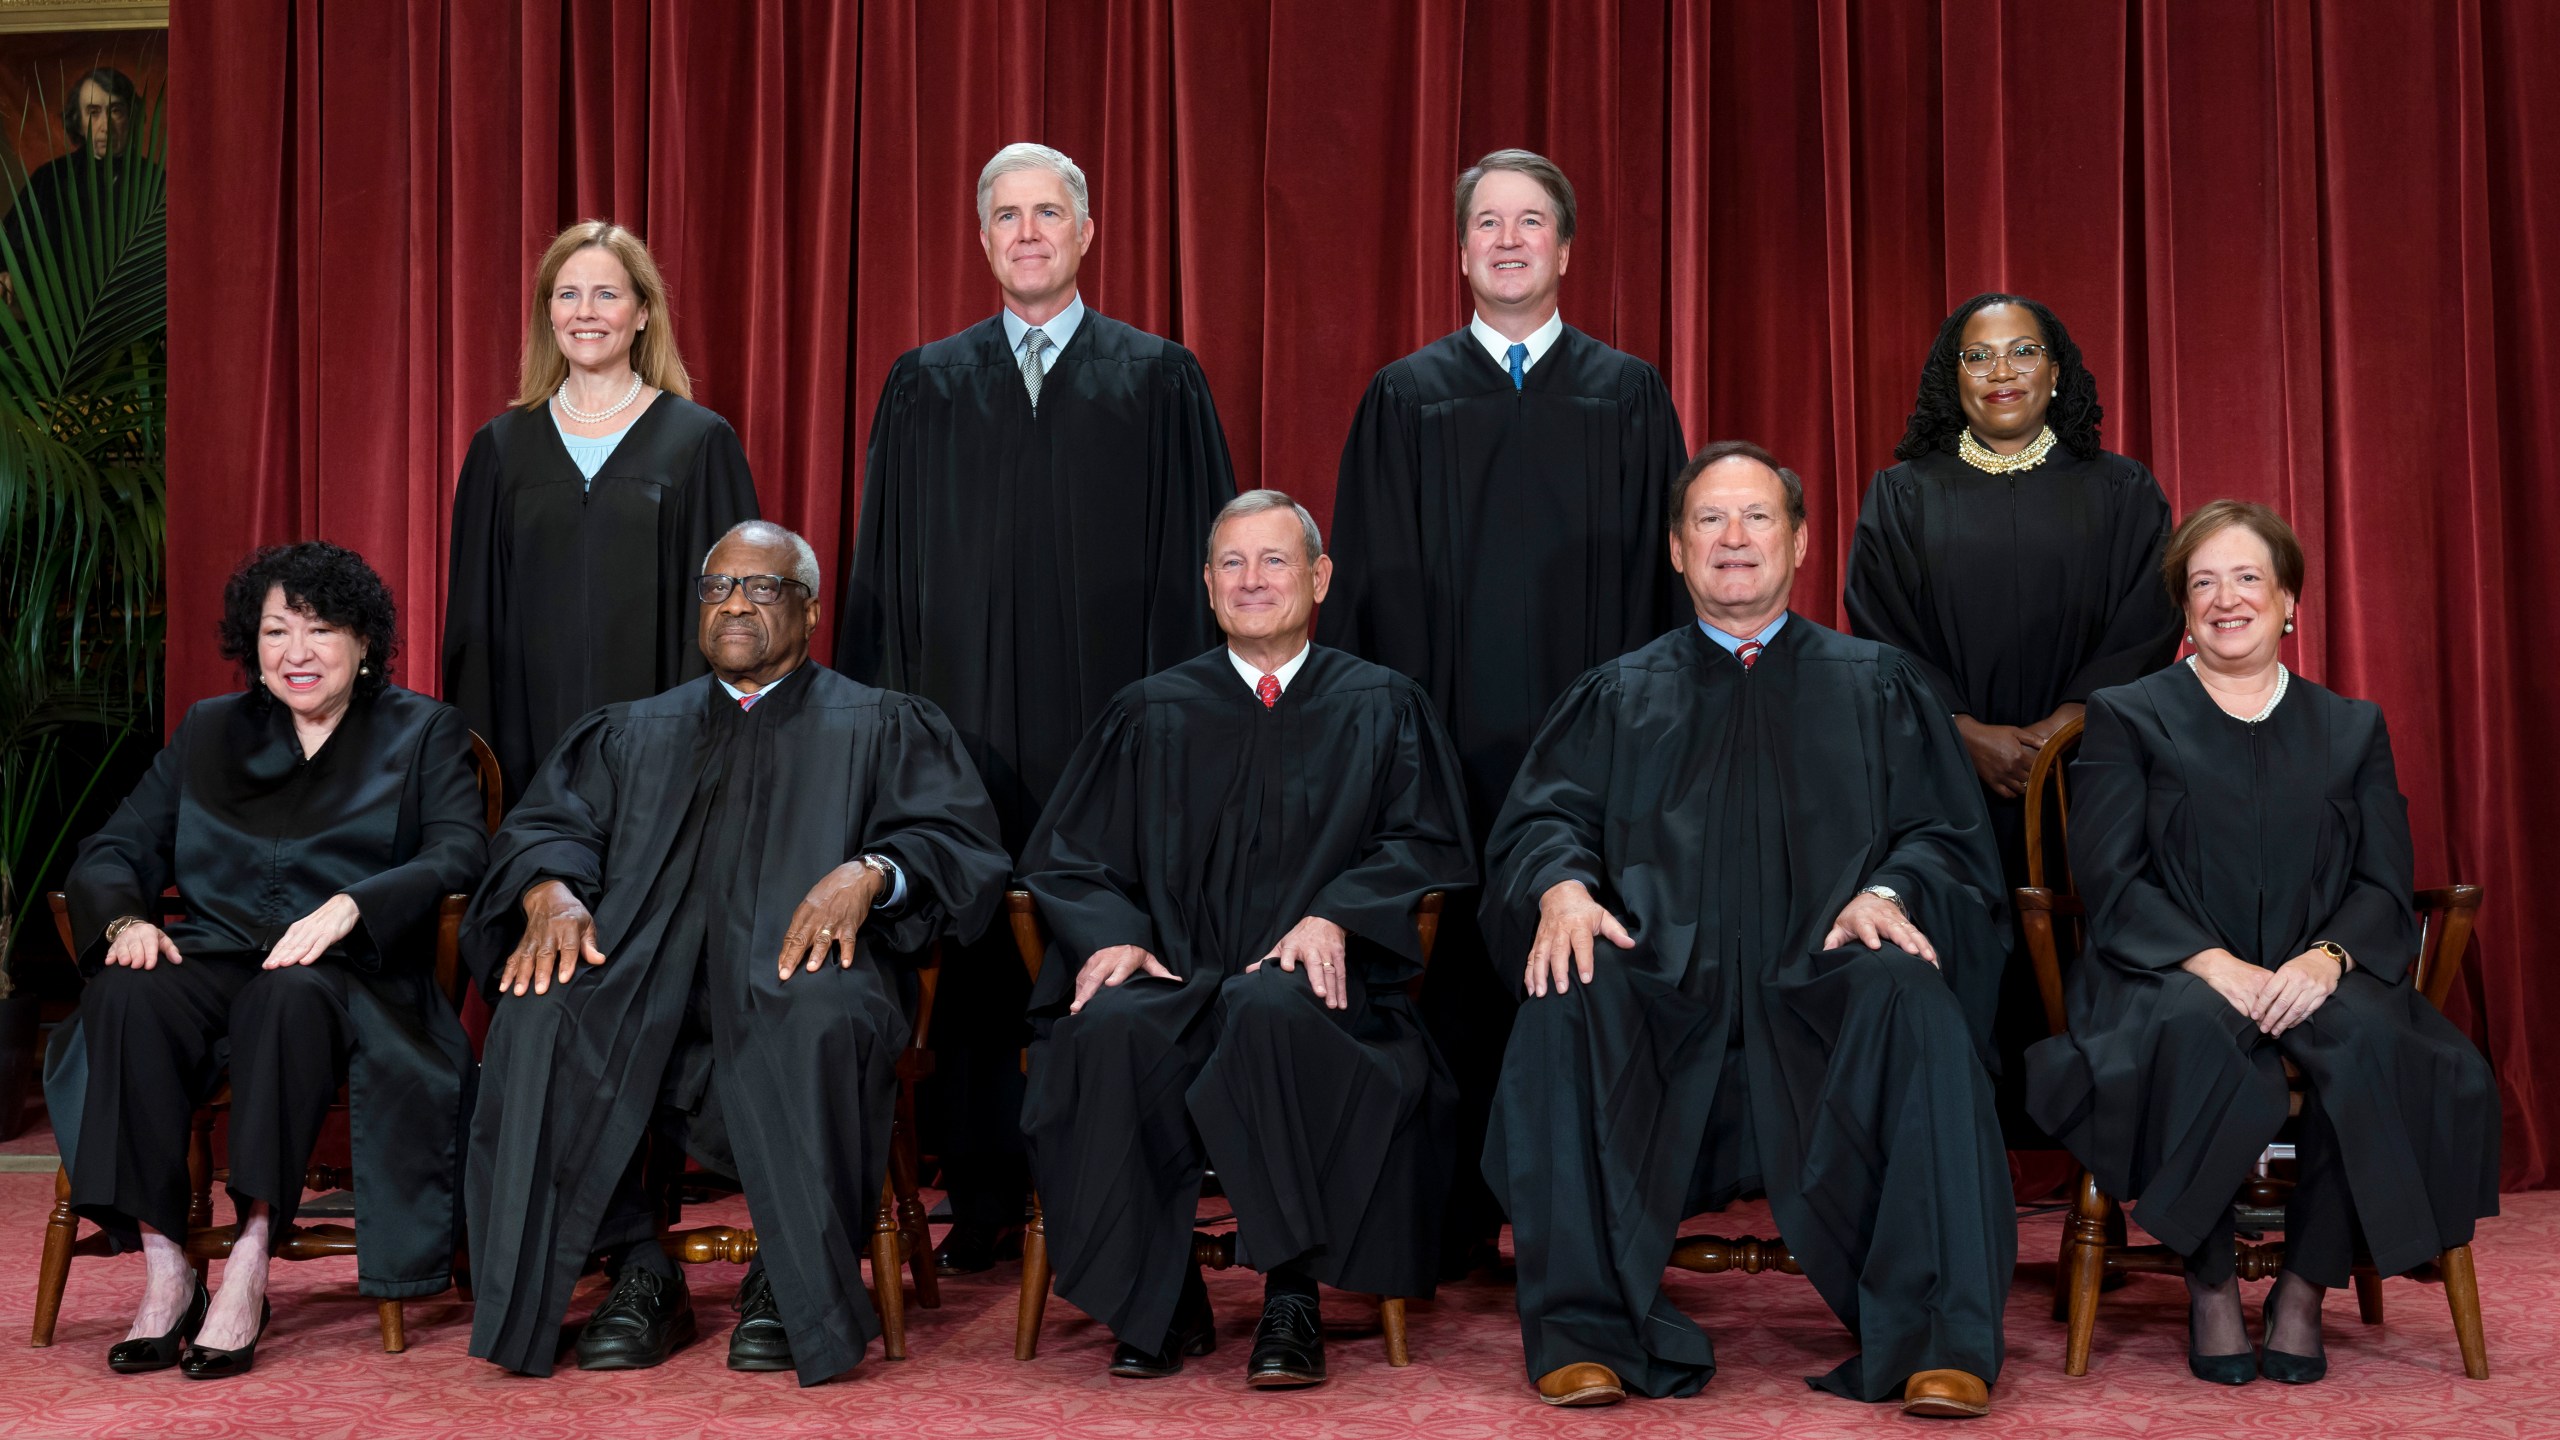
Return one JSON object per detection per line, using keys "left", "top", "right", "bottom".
{"left": 1022, "top": 327, "right": 1051, "bottom": 409}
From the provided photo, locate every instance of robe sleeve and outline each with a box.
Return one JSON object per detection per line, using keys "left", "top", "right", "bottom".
{"left": 2053, "top": 459, "right": 2180, "bottom": 703}
{"left": 1478, "top": 667, "right": 1623, "bottom": 995}
{"left": 1622, "top": 358, "right": 1691, "bottom": 639}
{"left": 661, "top": 416, "right": 761, "bottom": 691}
{"left": 62, "top": 709, "right": 191, "bottom": 970}
{"left": 459, "top": 707, "right": 622, "bottom": 994}
{"left": 1843, "top": 468, "right": 1968, "bottom": 715}
{"left": 836, "top": 354, "right": 918, "bottom": 684}
{"left": 1860, "top": 653, "right": 2012, "bottom": 1050}
{"left": 2308, "top": 706, "right": 2420, "bottom": 985}
{"left": 2071, "top": 690, "right": 2227, "bottom": 972}
{"left": 1143, "top": 353, "right": 1237, "bottom": 674}
{"left": 856, "top": 694, "right": 1011, "bottom": 954}
{"left": 1314, "top": 366, "right": 1428, "bottom": 670}
{"left": 338, "top": 704, "right": 491, "bottom": 975}
{"left": 1019, "top": 696, "right": 1161, "bottom": 999}
{"left": 1306, "top": 682, "right": 1478, "bottom": 986}
{"left": 441, "top": 422, "right": 506, "bottom": 738}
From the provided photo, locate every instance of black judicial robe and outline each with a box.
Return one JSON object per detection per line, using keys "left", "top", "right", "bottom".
{"left": 2025, "top": 669, "right": 2498, "bottom": 1272}
{"left": 1844, "top": 446, "right": 2178, "bottom": 1140}
{"left": 1018, "top": 646, "right": 1475, "bottom": 1353}
{"left": 44, "top": 687, "right": 486, "bottom": 1297}
{"left": 1318, "top": 323, "right": 1686, "bottom": 1244}
{"left": 838, "top": 310, "right": 1237, "bottom": 853}
{"left": 461, "top": 666, "right": 1008, "bottom": 1385}
{"left": 443, "top": 396, "right": 759, "bottom": 807}
{"left": 1482, "top": 618, "right": 2014, "bottom": 1401}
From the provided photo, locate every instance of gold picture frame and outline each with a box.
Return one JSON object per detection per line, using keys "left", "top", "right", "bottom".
{"left": 0, "top": 1, "right": 165, "bottom": 36}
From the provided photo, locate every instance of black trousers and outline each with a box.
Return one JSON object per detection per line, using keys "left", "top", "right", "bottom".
{"left": 71, "top": 955, "right": 351, "bottom": 1240}
{"left": 2182, "top": 1087, "right": 2363, "bottom": 1288}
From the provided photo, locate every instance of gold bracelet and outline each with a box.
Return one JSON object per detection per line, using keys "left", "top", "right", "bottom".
{"left": 101, "top": 914, "right": 148, "bottom": 945}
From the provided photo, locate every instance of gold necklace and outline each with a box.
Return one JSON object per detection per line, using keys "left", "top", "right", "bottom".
{"left": 1957, "top": 425, "right": 2058, "bottom": 474}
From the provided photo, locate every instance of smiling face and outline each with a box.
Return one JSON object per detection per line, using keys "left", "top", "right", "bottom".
{"left": 697, "top": 532, "right": 818, "bottom": 687}
{"left": 1204, "top": 506, "right": 1331, "bottom": 651}
{"left": 1459, "top": 169, "right": 1571, "bottom": 319}
{"left": 257, "top": 585, "right": 364, "bottom": 723}
{"left": 980, "top": 168, "right": 1093, "bottom": 315}
{"left": 1956, "top": 302, "right": 2055, "bottom": 448}
{"left": 1668, "top": 457, "right": 1807, "bottom": 634}
{"left": 548, "top": 246, "right": 647, "bottom": 378}
{"left": 2182, "top": 523, "right": 2294, "bottom": 673}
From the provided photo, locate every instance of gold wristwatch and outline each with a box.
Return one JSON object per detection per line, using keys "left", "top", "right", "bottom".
{"left": 102, "top": 914, "right": 148, "bottom": 945}
{"left": 2312, "top": 939, "right": 2351, "bottom": 972}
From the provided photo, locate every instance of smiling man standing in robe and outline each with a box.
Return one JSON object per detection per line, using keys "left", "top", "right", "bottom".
{"left": 1484, "top": 442, "right": 2014, "bottom": 1417}
{"left": 839, "top": 144, "right": 1238, "bottom": 1271}
{"left": 464, "top": 520, "right": 1009, "bottom": 1385}
{"left": 1317, "top": 150, "right": 1687, "bottom": 1269}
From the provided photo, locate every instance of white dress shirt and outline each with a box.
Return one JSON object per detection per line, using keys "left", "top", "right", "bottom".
{"left": 1469, "top": 309, "right": 1566, "bottom": 376}
{"left": 1228, "top": 642, "right": 1313, "bottom": 698}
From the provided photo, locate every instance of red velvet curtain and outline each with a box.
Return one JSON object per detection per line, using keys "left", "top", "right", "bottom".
{"left": 166, "top": 0, "right": 2560, "bottom": 1187}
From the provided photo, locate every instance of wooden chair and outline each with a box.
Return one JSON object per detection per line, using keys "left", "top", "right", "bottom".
{"left": 30, "top": 731, "right": 505, "bottom": 1353}
{"left": 1011, "top": 888, "right": 1444, "bottom": 1368}
{"left": 651, "top": 944, "right": 944, "bottom": 1359}
{"left": 2013, "top": 714, "right": 2491, "bottom": 1379}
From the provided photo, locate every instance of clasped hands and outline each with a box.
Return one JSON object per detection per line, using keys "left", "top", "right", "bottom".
{"left": 1956, "top": 703, "right": 2083, "bottom": 800}
{"left": 2181, "top": 945, "right": 2342, "bottom": 1035}
{"left": 500, "top": 862, "right": 889, "bottom": 997}
{"left": 1069, "top": 915, "right": 1352, "bottom": 1014}
{"left": 102, "top": 894, "right": 362, "bottom": 972}
{"left": 1524, "top": 879, "right": 1938, "bottom": 997}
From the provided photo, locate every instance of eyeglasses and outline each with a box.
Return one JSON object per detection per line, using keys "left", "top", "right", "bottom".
{"left": 696, "top": 573, "right": 811, "bottom": 605}
{"left": 1958, "top": 342, "right": 2048, "bottom": 378}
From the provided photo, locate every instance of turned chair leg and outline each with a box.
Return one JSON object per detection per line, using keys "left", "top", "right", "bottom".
{"left": 1380, "top": 1296, "right": 1410, "bottom": 1367}
{"left": 377, "top": 1299, "right": 406, "bottom": 1353}
{"left": 31, "top": 1166, "right": 79, "bottom": 1347}
{"left": 871, "top": 1186, "right": 908, "bottom": 1360}
{"left": 2439, "top": 1244, "right": 2489, "bottom": 1380}
{"left": 1015, "top": 1193, "right": 1052, "bottom": 1361}
{"left": 2061, "top": 1173, "right": 2110, "bottom": 1377}
{"left": 2353, "top": 1269, "right": 2386, "bottom": 1325}
{"left": 890, "top": 1090, "right": 939, "bottom": 1311}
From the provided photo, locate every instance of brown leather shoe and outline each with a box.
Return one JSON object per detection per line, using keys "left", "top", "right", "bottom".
{"left": 1536, "top": 1361, "right": 1626, "bottom": 1406}
{"left": 1901, "top": 1368, "right": 1990, "bottom": 1418}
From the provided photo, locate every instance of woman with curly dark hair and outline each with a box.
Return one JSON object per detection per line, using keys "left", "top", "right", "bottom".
{"left": 48, "top": 542, "right": 487, "bottom": 1378}
{"left": 1844, "top": 292, "right": 2181, "bottom": 1142}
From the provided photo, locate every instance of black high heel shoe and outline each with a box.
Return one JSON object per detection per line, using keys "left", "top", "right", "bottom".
{"left": 2258, "top": 1275, "right": 2328, "bottom": 1384}
{"left": 179, "top": 1298, "right": 271, "bottom": 1380}
{"left": 107, "top": 1276, "right": 210, "bottom": 1374}
{"left": 2186, "top": 1280, "right": 2256, "bottom": 1385}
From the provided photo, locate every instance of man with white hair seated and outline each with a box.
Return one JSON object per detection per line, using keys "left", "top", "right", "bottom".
{"left": 464, "top": 520, "right": 1010, "bottom": 1385}
{"left": 837, "top": 142, "right": 1238, "bottom": 1274}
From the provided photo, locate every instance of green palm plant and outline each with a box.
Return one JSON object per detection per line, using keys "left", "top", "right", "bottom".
{"left": 0, "top": 75, "right": 166, "bottom": 997}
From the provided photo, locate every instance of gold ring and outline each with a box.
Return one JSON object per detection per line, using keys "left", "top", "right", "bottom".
{"left": 819, "top": 927, "right": 833, "bottom": 937}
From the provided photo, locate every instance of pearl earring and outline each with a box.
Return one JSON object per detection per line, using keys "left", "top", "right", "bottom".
{"left": 360, "top": 663, "right": 371, "bottom": 675}
{"left": 2283, "top": 619, "right": 2294, "bottom": 635}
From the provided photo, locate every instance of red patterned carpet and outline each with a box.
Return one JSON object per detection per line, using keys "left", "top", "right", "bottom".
{"left": 1, "top": 1133, "right": 2549, "bottom": 1440}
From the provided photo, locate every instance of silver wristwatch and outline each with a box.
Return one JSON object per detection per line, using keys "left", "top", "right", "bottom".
{"left": 1860, "top": 884, "right": 1907, "bottom": 917}
{"left": 856, "top": 853, "right": 896, "bottom": 885}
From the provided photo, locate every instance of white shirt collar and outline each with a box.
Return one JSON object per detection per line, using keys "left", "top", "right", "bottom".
{"left": 1002, "top": 293, "right": 1087, "bottom": 368}
{"left": 1470, "top": 309, "right": 1565, "bottom": 377}
{"left": 1227, "top": 642, "right": 1312, "bottom": 697}
{"left": 718, "top": 665, "right": 801, "bottom": 704}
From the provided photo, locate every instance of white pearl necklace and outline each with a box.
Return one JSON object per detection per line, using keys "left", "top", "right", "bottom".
{"left": 2188, "top": 655, "right": 2288, "bottom": 723}
{"left": 1957, "top": 424, "right": 2058, "bottom": 474}
{"left": 556, "top": 373, "right": 643, "bottom": 425}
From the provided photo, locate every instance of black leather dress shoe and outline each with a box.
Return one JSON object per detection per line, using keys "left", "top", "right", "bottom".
{"left": 178, "top": 1299, "right": 270, "bottom": 1380}
{"left": 727, "top": 1268, "right": 793, "bottom": 1372}
{"left": 933, "top": 1221, "right": 1024, "bottom": 1276}
{"left": 575, "top": 1267, "right": 697, "bottom": 1371}
{"left": 1245, "top": 1292, "right": 1326, "bottom": 1389}
{"left": 109, "top": 1277, "right": 209, "bottom": 1374}
{"left": 1109, "top": 1284, "right": 1216, "bottom": 1378}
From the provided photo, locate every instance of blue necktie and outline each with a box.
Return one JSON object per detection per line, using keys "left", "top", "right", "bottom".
{"left": 1507, "top": 342, "right": 1528, "bottom": 391}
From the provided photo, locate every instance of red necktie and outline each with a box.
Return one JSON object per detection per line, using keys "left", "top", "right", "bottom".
{"left": 1256, "top": 674, "right": 1281, "bottom": 708}
{"left": 738, "top": 691, "right": 761, "bottom": 710}
{"left": 1736, "top": 639, "right": 1763, "bottom": 670}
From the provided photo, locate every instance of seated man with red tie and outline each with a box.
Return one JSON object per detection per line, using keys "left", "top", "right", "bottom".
{"left": 1484, "top": 442, "right": 2016, "bottom": 1416}
{"left": 1018, "top": 490, "right": 1476, "bottom": 1388}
